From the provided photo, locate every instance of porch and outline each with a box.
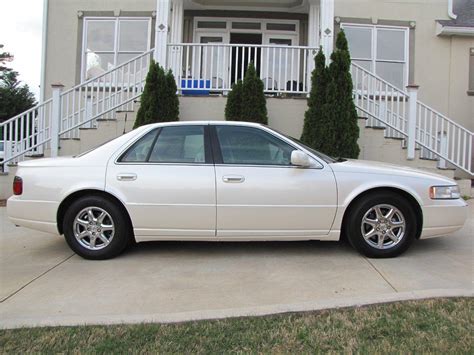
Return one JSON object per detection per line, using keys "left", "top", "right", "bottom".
{"left": 153, "top": 0, "right": 335, "bottom": 95}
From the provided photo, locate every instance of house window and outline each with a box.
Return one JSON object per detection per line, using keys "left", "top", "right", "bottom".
{"left": 82, "top": 17, "right": 151, "bottom": 80}
{"left": 469, "top": 48, "right": 474, "bottom": 95}
{"left": 341, "top": 24, "right": 409, "bottom": 90}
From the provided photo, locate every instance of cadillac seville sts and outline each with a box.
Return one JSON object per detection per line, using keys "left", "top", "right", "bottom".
{"left": 7, "top": 122, "right": 468, "bottom": 259}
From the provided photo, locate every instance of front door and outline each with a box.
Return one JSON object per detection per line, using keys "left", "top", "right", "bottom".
{"left": 212, "top": 124, "right": 338, "bottom": 238}
{"left": 106, "top": 124, "right": 216, "bottom": 240}
{"left": 230, "top": 33, "right": 262, "bottom": 85}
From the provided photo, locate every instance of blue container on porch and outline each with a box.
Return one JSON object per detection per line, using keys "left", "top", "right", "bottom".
{"left": 181, "top": 79, "right": 211, "bottom": 95}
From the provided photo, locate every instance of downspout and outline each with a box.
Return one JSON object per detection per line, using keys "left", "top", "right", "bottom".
{"left": 39, "top": 0, "right": 48, "bottom": 102}
{"left": 448, "top": 0, "right": 457, "bottom": 20}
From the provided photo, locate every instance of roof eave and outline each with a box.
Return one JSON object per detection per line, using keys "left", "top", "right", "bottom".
{"left": 436, "top": 22, "right": 474, "bottom": 37}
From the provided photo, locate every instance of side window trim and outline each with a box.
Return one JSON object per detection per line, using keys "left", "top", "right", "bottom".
{"left": 203, "top": 125, "right": 214, "bottom": 164}
{"left": 209, "top": 125, "right": 224, "bottom": 164}
{"left": 145, "top": 127, "right": 161, "bottom": 162}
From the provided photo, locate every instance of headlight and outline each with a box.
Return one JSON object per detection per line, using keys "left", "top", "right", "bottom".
{"left": 429, "top": 185, "right": 461, "bottom": 199}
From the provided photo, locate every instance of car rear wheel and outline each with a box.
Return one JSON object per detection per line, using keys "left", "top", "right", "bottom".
{"left": 63, "top": 196, "right": 132, "bottom": 259}
{"left": 345, "top": 192, "right": 417, "bottom": 258}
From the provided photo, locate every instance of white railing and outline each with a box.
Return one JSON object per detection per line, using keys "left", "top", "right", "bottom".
{"left": 416, "top": 102, "right": 473, "bottom": 173}
{"left": 59, "top": 49, "right": 153, "bottom": 139}
{"left": 0, "top": 49, "right": 153, "bottom": 171}
{"left": 351, "top": 62, "right": 473, "bottom": 175}
{"left": 0, "top": 99, "right": 53, "bottom": 172}
{"left": 351, "top": 63, "right": 408, "bottom": 139}
{"left": 168, "top": 43, "right": 317, "bottom": 94}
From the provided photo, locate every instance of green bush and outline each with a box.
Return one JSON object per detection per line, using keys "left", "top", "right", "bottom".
{"left": 328, "top": 31, "right": 360, "bottom": 159}
{"left": 301, "top": 48, "right": 329, "bottom": 151}
{"left": 134, "top": 61, "right": 179, "bottom": 129}
{"left": 301, "top": 31, "right": 360, "bottom": 159}
{"left": 225, "top": 62, "right": 267, "bottom": 124}
{"left": 224, "top": 80, "right": 243, "bottom": 121}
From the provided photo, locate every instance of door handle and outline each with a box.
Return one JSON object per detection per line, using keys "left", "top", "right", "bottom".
{"left": 222, "top": 175, "right": 245, "bottom": 183}
{"left": 117, "top": 173, "right": 137, "bottom": 181}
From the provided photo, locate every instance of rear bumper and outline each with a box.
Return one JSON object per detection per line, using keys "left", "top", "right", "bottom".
{"left": 420, "top": 199, "right": 469, "bottom": 239}
{"left": 7, "top": 197, "right": 60, "bottom": 235}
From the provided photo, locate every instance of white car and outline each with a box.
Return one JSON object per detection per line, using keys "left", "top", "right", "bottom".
{"left": 7, "top": 121, "right": 468, "bottom": 259}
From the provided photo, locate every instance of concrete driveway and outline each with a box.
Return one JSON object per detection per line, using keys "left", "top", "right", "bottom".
{"left": 1, "top": 202, "right": 472, "bottom": 328}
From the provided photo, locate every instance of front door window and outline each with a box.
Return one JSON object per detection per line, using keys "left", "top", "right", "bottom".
{"left": 215, "top": 125, "right": 294, "bottom": 166}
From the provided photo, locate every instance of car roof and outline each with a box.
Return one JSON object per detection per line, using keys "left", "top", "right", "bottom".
{"left": 142, "top": 121, "right": 266, "bottom": 128}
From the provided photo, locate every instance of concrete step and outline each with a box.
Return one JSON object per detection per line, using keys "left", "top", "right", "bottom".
{"left": 455, "top": 178, "right": 472, "bottom": 197}
{"left": 58, "top": 111, "right": 137, "bottom": 156}
{"left": 416, "top": 167, "right": 456, "bottom": 179}
{"left": 400, "top": 158, "right": 439, "bottom": 169}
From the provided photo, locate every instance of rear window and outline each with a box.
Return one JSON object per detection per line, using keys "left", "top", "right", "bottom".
{"left": 119, "top": 125, "right": 207, "bottom": 164}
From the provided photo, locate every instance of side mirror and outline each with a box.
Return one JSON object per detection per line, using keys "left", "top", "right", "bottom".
{"left": 291, "top": 150, "right": 311, "bottom": 167}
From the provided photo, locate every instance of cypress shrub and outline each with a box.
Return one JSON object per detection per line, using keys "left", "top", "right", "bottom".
{"left": 240, "top": 62, "right": 268, "bottom": 124}
{"left": 224, "top": 80, "right": 243, "bottom": 121}
{"left": 134, "top": 61, "right": 179, "bottom": 129}
{"left": 328, "top": 30, "right": 360, "bottom": 158}
{"left": 225, "top": 63, "right": 267, "bottom": 124}
{"left": 301, "top": 48, "right": 330, "bottom": 150}
{"left": 163, "top": 69, "right": 179, "bottom": 121}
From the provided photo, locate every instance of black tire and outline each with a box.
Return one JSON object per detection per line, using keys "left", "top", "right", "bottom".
{"left": 63, "top": 196, "right": 132, "bottom": 260}
{"left": 345, "top": 191, "right": 417, "bottom": 258}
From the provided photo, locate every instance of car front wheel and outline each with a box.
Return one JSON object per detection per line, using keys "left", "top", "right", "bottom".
{"left": 63, "top": 196, "right": 132, "bottom": 259}
{"left": 345, "top": 192, "right": 417, "bottom": 258}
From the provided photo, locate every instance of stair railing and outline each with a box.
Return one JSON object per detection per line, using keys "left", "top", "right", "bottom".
{"left": 351, "top": 62, "right": 473, "bottom": 175}
{"left": 0, "top": 99, "right": 54, "bottom": 172}
{"left": 58, "top": 49, "right": 154, "bottom": 139}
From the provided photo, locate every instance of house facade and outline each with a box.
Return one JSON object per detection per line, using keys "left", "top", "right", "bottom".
{"left": 0, "top": 0, "right": 473, "bottom": 197}
{"left": 41, "top": 0, "right": 473, "bottom": 127}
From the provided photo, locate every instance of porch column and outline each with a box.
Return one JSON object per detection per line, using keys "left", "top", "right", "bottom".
{"left": 308, "top": 0, "right": 320, "bottom": 49}
{"left": 320, "top": 0, "right": 334, "bottom": 64}
{"left": 169, "top": 0, "right": 184, "bottom": 83}
{"left": 307, "top": 0, "right": 320, "bottom": 90}
{"left": 170, "top": 0, "right": 184, "bottom": 44}
{"left": 154, "top": 0, "right": 171, "bottom": 66}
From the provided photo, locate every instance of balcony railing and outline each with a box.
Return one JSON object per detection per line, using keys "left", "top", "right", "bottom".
{"left": 167, "top": 43, "right": 317, "bottom": 95}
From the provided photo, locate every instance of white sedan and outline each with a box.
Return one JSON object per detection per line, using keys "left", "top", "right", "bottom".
{"left": 7, "top": 121, "right": 468, "bottom": 259}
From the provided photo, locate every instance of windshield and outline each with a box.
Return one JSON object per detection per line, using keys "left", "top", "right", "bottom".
{"left": 278, "top": 133, "right": 338, "bottom": 164}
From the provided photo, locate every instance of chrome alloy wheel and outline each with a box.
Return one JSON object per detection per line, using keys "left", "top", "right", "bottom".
{"left": 360, "top": 204, "right": 406, "bottom": 250}
{"left": 73, "top": 207, "right": 115, "bottom": 251}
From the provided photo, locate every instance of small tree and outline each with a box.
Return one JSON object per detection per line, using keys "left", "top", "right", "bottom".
{"left": 301, "top": 48, "right": 330, "bottom": 150}
{"left": 164, "top": 69, "right": 179, "bottom": 120}
{"left": 0, "top": 44, "right": 36, "bottom": 124}
{"left": 328, "top": 31, "right": 360, "bottom": 158}
{"left": 240, "top": 63, "right": 268, "bottom": 124}
{"left": 224, "top": 80, "right": 243, "bottom": 121}
{"left": 225, "top": 63, "right": 267, "bottom": 124}
{"left": 134, "top": 60, "right": 179, "bottom": 129}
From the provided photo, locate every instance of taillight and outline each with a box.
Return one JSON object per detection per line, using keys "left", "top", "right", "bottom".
{"left": 13, "top": 176, "right": 23, "bottom": 195}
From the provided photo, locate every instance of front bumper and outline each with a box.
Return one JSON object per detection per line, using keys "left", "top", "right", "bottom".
{"left": 420, "top": 199, "right": 469, "bottom": 239}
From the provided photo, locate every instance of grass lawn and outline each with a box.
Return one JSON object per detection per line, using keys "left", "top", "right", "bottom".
{"left": 1, "top": 298, "right": 472, "bottom": 353}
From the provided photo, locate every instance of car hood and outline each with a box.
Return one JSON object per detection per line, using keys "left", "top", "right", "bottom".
{"left": 329, "top": 159, "right": 455, "bottom": 184}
